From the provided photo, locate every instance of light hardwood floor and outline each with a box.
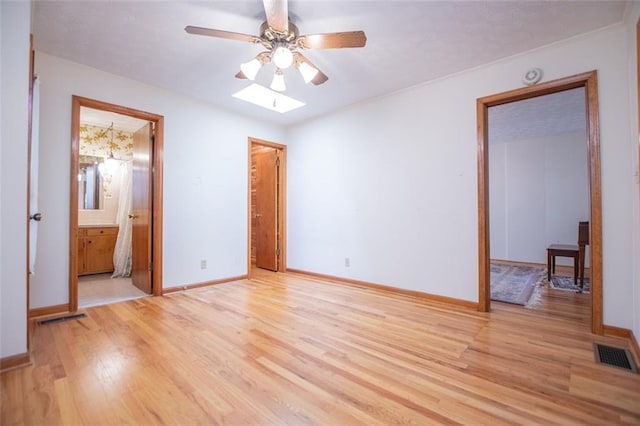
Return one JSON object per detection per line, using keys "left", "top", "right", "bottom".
{"left": 2, "top": 268, "right": 639, "bottom": 424}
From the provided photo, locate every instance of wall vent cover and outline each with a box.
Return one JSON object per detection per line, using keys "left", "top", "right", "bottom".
{"left": 37, "top": 313, "right": 87, "bottom": 325}
{"left": 593, "top": 343, "right": 637, "bottom": 373}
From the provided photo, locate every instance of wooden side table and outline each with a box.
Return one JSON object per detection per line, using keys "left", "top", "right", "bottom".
{"left": 577, "top": 221, "right": 589, "bottom": 288}
{"left": 546, "top": 244, "right": 579, "bottom": 285}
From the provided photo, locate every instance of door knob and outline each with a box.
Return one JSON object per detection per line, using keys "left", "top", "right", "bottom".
{"left": 128, "top": 214, "right": 138, "bottom": 219}
{"left": 30, "top": 213, "right": 42, "bottom": 221}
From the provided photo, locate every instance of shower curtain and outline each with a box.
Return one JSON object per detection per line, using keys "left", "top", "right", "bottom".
{"left": 112, "top": 161, "right": 133, "bottom": 277}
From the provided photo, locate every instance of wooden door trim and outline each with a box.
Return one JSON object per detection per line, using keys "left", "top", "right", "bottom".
{"left": 476, "top": 71, "right": 603, "bottom": 335}
{"left": 637, "top": 18, "right": 640, "bottom": 260}
{"left": 247, "top": 137, "right": 287, "bottom": 278}
{"left": 70, "top": 96, "right": 164, "bottom": 311}
{"left": 26, "top": 34, "right": 35, "bottom": 350}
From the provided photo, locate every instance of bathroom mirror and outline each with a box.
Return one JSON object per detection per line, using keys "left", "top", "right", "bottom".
{"left": 78, "top": 156, "right": 104, "bottom": 210}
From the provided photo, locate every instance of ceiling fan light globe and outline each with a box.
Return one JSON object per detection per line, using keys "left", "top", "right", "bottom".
{"left": 298, "top": 61, "right": 319, "bottom": 84}
{"left": 272, "top": 45, "right": 293, "bottom": 69}
{"left": 270, "top": 69, "right": 286, "bottom": 92}
{"left": 240, "top": 58, "right": 262, "bottom": 80}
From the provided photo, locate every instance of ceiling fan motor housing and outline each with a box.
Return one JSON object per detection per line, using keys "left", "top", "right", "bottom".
{"left": 260, "top": 21, "right": 298, "bottom": 50}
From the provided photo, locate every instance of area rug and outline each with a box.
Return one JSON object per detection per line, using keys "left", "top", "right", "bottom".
{"left": 550, "top": 276, "right": 590, "bottom": 293}
{"left": 490, "top": 263, "right": 546, "bottom": 305}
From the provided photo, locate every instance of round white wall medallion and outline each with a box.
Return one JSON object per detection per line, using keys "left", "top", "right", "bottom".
{"left": 522, "top": 68, "right": 543, "bottom": 85}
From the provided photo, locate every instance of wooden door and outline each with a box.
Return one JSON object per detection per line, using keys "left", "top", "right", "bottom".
{"left": 255, "top": 149, "right": 279, "bottom": 271}
{"left": 131, "top": 123, "right": 153, "bottom": 293}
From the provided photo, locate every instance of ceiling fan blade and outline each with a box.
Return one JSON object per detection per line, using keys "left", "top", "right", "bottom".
{"left": 294, "top": 53, "right": 328, "bottom": 85}
{"left": 235, "top": 71, "right": 247, "bottom": 79}
{"left": 185, "top": 26, "right": 260, "bottom": 43}
{"left": 262, "top": 0, "right": 288, "bottom": 33}
{"left": 298, "top": 31, "right": 367, "bottom": 49}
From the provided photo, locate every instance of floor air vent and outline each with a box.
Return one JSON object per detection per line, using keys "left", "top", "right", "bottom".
{"left": 37, "top": 313, "right": 87, "bottom": 325}
{"left": 593, "top": 343, "right": 637, "bottom": 373}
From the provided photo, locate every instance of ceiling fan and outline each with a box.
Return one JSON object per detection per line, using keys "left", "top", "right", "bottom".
{"left": 185, "top": 0, "right": 367, "bottom": 92}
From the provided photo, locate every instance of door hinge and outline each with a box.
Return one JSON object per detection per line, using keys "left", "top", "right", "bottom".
{"left": 148, "top": 262, "right": 153, "bottom": 271}
{"left": 276, "top": 248, "right": 280, "bottom": 257}
{"left": 276, "top": 157, "right": 280, "bottom": 167}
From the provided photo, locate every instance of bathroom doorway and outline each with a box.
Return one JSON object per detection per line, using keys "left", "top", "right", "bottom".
{"left": 70, "top": 96, "right": 164, "bottom": 310}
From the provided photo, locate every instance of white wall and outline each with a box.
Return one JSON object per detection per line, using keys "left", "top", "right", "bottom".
{"left": 489, "top": 132, "right": 589, "bottom": 266}
{"left": 0, "top": 1, "right": 30, "bottom": 358}
{"left": 31, "top": 53, "right": 285, "bottom": 309}
{"left": 3, "top": 5, "right": 638, "bottom": 361}
{"left": 286, "top": 24, "right": 635, "bottom": 328}
{"left": 624, "top": 3, "right": 640, "bottom": 343}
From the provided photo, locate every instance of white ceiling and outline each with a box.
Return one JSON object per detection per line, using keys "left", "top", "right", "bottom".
{"left": 33, "top": 1, "right": 628, "bottom": 127}
{"left": 488, "top": 87, "right": 586, "bottom": 144}
{"left": 81, "top": 107, "right": 149, "bottom": 132}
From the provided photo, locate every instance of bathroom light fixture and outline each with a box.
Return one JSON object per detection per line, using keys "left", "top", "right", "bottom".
{"left": 97, "top": 122, "right": 118, "bottom": 198}
{"left": 98, "top": 123, "right": 117, "bottom": 173}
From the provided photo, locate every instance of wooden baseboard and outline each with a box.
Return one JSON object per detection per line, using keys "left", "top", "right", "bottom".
{"left": 0, "top": 352, "right": 32, "bottom": 373}
{"left": 603, "top": 325, "right": 640, "bottom": 366}
{"left": 491, "top": 258, "right": 591, "bottom": 275}
{"left": 163, "top": 275, "right": 248, "bottom": 294}
{"left": 632, "top": 332, "right": 640, "bottom": 366}
{"left": 491, "top": 259, "right": 547, "bottom": 268}
{"left": 603, "top": 324, "right": 631, "bottom": 338}
{"left": 29, "top": 303, "right": 69, "bottom": 319}
{"left": 286, "top": 268, "right": 478, "bottom": 310}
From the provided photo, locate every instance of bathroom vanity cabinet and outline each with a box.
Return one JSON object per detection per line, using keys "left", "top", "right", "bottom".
{"left": 78, "top": 225, "right": 118, "bottom": 275}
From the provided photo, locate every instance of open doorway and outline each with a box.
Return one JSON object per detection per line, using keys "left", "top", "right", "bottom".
{"left": 76, "top": 108, "right": 149, "bottom": 307}
{"left": 248, "top": 138, "right": 287, "bottom": 277}
{"left": 70, "top": 96, "right": 164, "bottom": 310}
{"left": 477, "top": 71, "right": 603, "bottom": 334}
{"left": 487, "top": 88, "right": 589, "bottom": 309}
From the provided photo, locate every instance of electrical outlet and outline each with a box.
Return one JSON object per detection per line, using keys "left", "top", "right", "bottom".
{"left": 200, "top": 259, "right": 207, "bottom": 269}
{"left": 345, "top": 257, "right": 350, "bottom": 267}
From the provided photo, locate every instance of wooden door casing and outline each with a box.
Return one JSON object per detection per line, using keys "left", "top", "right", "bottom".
{"left": 255, "top": 149, "right": 279, "bottom": 271}
{"left": 476, "top": 71, "right": 603, "bottom": 334}
{"left": 69, "top": 96, "right": 164, "bottom": 311}
{"left": 131, "top": 123, "right": 153, "bottom": 294}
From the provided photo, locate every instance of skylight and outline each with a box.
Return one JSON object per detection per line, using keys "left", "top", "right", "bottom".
{"left": 232, "top": 84, "right": 305, "bottom": 113}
